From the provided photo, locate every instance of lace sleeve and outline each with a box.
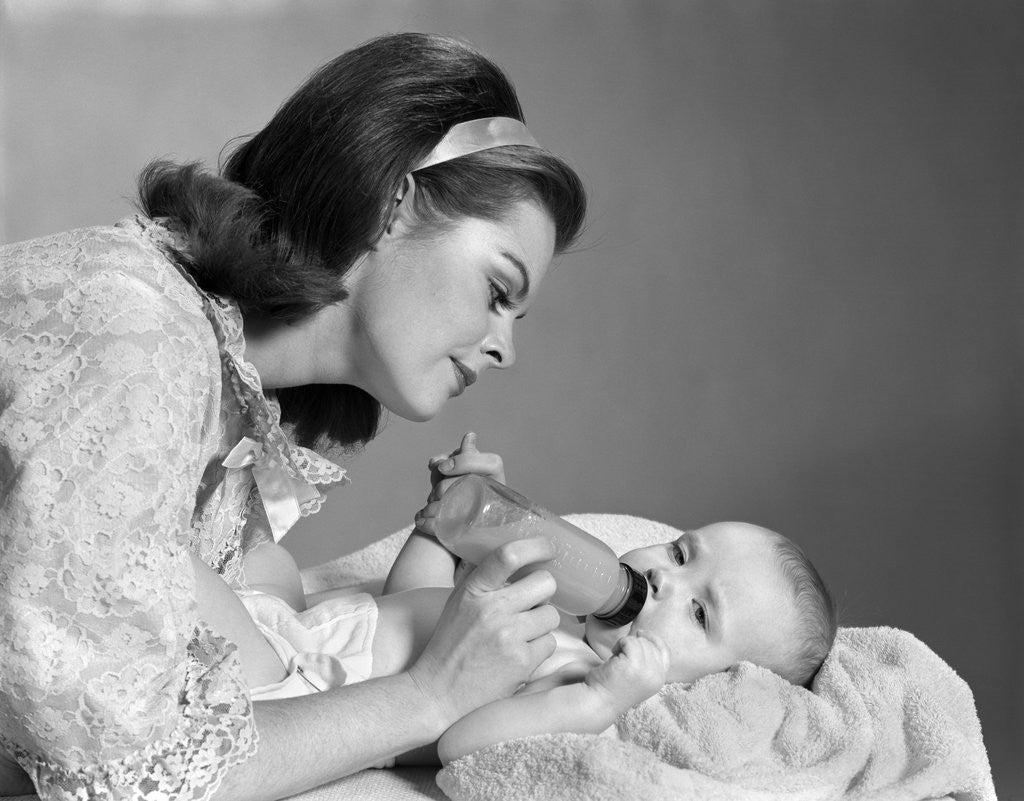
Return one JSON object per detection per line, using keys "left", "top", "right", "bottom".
{"left": 0, "top": 233, "right": 256, "bottom": 799}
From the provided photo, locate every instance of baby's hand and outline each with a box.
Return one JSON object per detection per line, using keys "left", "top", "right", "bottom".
{"left": 414, "top": 432, "right": 506, "bottom": 537}
{"left": 584, "top": 630, "right": 670, "bottom": 712}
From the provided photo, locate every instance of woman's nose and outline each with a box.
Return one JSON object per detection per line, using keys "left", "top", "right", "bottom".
{"left": 482, "top": 319, "right": 516, "bottom": 369}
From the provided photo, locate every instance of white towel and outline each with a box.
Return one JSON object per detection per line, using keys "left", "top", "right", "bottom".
{"left": 436, "top": 625, "right": 994, "bottom": 800}
{"left": 301, "top": 515, "right": 995, "bottom": 801}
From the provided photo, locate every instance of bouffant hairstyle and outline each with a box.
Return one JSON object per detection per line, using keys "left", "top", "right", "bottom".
{"left": 138, "top": 33, "right": 586, "bottom": 449}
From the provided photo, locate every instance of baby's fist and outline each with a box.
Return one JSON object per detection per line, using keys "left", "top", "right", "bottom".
{"left": 586, "top": 629, "right": 670, "bottom": 711}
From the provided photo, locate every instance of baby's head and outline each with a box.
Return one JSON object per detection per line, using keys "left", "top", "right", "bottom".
{"left": 584, "top": 521, "right": 837, "bottom": 688}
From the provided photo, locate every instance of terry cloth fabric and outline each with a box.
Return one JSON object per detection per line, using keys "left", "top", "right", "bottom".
{"left": 300, "top": 515, "right": 995, "bottom": 801}
{"left": 437, "top": 623, "right": 995, "bottom": 800}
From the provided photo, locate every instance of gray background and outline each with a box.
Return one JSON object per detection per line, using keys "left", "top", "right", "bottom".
{"left": 2, "top": 1, "right": 1020, "bottom": 796}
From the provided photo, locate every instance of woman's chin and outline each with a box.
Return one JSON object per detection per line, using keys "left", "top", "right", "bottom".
{"left": 383, "top": 396, "right": 443, "bottom": 423}
{"left": 396, "top": 409, "right": 435, "bottom": 423}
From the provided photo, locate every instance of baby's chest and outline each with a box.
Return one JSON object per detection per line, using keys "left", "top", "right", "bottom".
{"left": 529, "top": 626, "right": 603, "bottom": 683}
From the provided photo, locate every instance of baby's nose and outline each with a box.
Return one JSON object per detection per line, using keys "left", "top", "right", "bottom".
{"left": 648, "top": 567, "right": 668, "bottom": 594}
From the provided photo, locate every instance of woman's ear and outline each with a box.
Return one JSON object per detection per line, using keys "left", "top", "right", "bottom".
{"left": 384, "top": 174, "right": 418, "bottom": 237}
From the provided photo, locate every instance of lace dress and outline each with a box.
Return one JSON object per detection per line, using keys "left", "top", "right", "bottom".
{"left": 0, "top": 216, "right": 349, "bottom": 799}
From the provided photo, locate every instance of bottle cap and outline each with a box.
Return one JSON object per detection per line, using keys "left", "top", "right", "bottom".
{"left": 593, "top": 563, "right": 648, "bottom": 627}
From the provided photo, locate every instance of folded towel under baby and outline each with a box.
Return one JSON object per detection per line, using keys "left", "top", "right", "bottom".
{"left": 436, "top": 626, "right": 994, "bottom": 801}
{"left": 300, "top": 515, "right": 995, "bottom": 801}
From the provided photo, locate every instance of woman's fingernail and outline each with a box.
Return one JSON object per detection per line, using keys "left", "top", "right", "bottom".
{"left": 440, "top": 459, "right": 455, "bottom": 472}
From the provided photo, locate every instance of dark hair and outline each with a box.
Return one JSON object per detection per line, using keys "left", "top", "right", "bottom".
{"left": 771, "top": 535, "right": 838, "bottom": 687}
{"left": 137, "top": 32, "right": 586, "bottom": 450}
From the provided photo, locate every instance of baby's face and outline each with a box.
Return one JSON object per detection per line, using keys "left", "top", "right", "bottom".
{"left": 585, "top": 522, "right": 800, "bottom": 684}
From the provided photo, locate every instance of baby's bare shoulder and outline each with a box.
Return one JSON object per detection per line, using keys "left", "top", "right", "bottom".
{"left": 522, "top": 629, "right": 603, "bottom": 694}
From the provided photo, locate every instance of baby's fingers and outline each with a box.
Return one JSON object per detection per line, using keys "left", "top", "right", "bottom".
{"left": 430, "top": 432, "right": 506, "bottom": 487}
{"left": 456, "top": 431, "right": 478, "bottom": 454}
{"left": 414, "top": 499, "right": 441, "bottom": 536}
{"left": 436, "top": 453, "right": 505, "bottom": 484}
{"left": 428, "top": 432, "right": 478, "bottom": 468}
{"left": 430, "top": 432, "right": 478, "bottom": 485}
{"left": 632, "top": 629, "right": 671, "bottom": 652}
{"left": 618, "top": 630, "right": 671, "bottom": 669}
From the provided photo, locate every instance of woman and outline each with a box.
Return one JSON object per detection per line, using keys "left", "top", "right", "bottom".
{"left": 0, "top": 32, "right": 586, "bottom": 800}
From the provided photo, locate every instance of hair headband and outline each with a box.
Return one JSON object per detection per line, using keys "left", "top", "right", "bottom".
{"left": 412, "top": 117, "right": 542, "bottom": 171}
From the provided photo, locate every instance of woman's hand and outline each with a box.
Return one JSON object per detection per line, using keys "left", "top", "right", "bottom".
{"left": 414, "top": 431, "right": 505, "bottom": 538}
{"left": 584, "top": 630, "right": 670, "bottom": 713}
{"left": 406, "top": 536, "right": 560, "bottom": 723}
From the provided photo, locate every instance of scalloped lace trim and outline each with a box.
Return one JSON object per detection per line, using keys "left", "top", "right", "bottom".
{"left": 130, "top": 215, "right": 351, "bottom": 521}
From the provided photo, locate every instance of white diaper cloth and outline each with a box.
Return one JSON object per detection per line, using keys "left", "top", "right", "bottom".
{"left": 240, "top": 589, "right": 379, "bottom": 701}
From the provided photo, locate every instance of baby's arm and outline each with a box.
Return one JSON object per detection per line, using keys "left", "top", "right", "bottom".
{"left": 437, "top": 631, "right": 670, "bottom": 764}
{"left": 384, "top": 432, "right": 506, "bottom": 594}
{"left": 190, "top": 553, "right": 290, "bottom": 688}
{"left": 242, "top": 540, "right": 307, "bottom": 610}
{"left": 383, "top": 530, "right": 459, "bottom": 594}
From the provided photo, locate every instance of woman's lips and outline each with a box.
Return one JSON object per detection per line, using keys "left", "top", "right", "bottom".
{"left": 451, "top": 360, "right": 477, "bottom": 395}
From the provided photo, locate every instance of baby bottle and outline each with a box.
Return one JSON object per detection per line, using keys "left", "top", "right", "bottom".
{"left": 434, "top": 475, "right": 648, "bottom": 626}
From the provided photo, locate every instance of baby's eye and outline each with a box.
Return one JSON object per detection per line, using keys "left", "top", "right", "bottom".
{"left": 671, "top": 543, "right": 685, "bottom": 565}
{"left": 692, "top": 601, "right": 707, "bottom": 631}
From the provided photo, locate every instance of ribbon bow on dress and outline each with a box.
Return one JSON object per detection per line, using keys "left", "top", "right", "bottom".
{"left": 222, "top": 436, "right": 344, "bottom": 542}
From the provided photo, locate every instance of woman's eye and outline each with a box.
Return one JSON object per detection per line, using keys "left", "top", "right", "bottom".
{"left": 488, "top": 280, "right": 514, "bottom": 311}
{"left": 671, "top": 544, "right": 685, "bottom": 565}
{"left": 692, "top": 601, "right": 707, "bottom": 630}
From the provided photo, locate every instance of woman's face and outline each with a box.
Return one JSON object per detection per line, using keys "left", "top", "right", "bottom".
{"left": 343, "top": 197, "right": 557, "bottom": 421}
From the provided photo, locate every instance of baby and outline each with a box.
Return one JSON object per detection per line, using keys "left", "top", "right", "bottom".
{"left": 197, "top": 434, "right": 836, "bottom": 765}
